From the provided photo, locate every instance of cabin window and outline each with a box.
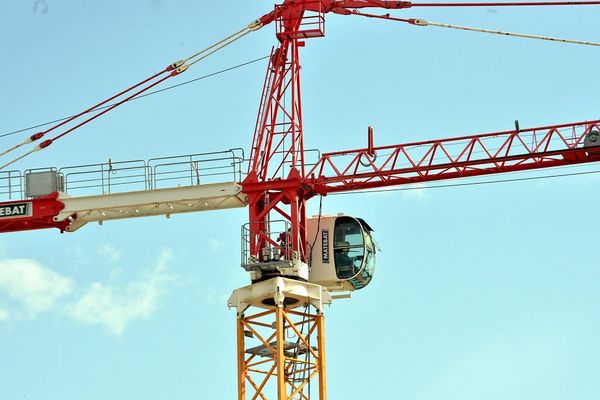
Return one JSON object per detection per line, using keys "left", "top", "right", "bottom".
{"left": 334, "top": 217, "right": 365, "bottom": 279}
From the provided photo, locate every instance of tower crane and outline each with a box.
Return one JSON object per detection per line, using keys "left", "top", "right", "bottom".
{"left": 1, "top": 1, "right": 600, "bottom": 399}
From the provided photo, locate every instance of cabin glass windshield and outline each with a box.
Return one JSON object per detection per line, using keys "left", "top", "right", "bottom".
{"left": 349, "top": 232, "right": 376, "bottom": 290}
{"left": 333, "top": 217, "right": 365, "bottom": 280}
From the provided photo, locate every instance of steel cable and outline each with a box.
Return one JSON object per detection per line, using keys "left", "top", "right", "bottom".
{"left": 0, "top": 55, "right": 269, "bottom": 140}
{"left": 0, "top": 22, "right": 263, "bottom": 170}
{"left": 348, "top": 10, "right": 600, "bottom": 46}
{"left": 328, "top": 168, "right": 600, "bottom": 195}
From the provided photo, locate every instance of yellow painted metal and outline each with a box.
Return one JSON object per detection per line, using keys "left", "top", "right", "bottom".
{"left": 275, "top": 307, "right": 287, "bottom": 399}
{"left": 236, "top": 306, "right": 327, "bottom": 399}
{"left": 237, "top": 318, "right": 247, "bottom": 400}
{"left": 317, "top": 315, "right": 327, "bottom": 400}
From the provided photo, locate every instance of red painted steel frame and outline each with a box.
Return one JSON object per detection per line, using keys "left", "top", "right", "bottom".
{"left": 242, "top": 120, "right": 600, "bottom": 195}
{"left": 2, "top": 0, "right": 600, "bottom": 242}
{"left": 310, "top": 120, "right": 600, "bottom": 193}
{"left": 244, "top": 0, "right": 440, "bottom": 263}
{"left": 0, "top": 193, "right": 67, "bottom": 233}
{"left": 243, "top": 0, "right": 600, "bottom": 265}
{"left": 244, "top": 2, "right": 310, "bottom": 263}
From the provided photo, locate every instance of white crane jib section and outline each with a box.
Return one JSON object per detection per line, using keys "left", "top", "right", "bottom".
{"left": 54, "top": 182, "right": 247, "bottom": 232}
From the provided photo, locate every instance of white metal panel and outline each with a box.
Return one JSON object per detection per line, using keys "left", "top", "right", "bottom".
{"left": 54, "top": 182, "right": 247, "bottom": 232}
{"left": 227, "top": 277, "right": 332, "bottom": 314}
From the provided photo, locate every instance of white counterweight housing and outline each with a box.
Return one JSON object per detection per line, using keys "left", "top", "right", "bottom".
{"left": 307, "top": 214, "right": 376, "bottom": 292}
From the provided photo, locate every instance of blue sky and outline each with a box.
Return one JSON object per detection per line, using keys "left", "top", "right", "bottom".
{"left": 1, "top": 1, "right": 600, "bottom": 399}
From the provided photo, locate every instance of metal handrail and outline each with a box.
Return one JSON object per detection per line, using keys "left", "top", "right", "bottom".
{"left": 0, "top": 170, "right": 24, "bottom": 199}
{"left": 0, "top": 148, "right": 247, "bottom": 202}
{"left": 61, "top": 160, "right": 148, "bottom": 194}
{"left": 149, "top": 149, "right": 244, "bottom": 189}
{"left": 0, "top": 146, "right": 333, "bottom": 202}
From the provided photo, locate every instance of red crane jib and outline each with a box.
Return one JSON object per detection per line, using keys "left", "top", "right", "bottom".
{"left": 309, "top": 119, "right": 600, "bottom": 193}
{"left": 243, "top": 119, "right": 600, "bottom": 196}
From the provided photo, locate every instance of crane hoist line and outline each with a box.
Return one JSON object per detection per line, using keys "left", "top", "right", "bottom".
{"left": 4, "top": 1, "right": 600, "bottom": 400}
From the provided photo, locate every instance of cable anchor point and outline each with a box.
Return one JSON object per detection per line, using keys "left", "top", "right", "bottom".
{"left": 167, "top": 60, "right": 185, "bottom": 71}
{"left": 28, "top": 132, "right": 45, "bottom": 143}
{"left": 410, "top": 19, "right": 429, "bottom": 26}
{"left": 173, "top": 64, "right": 190, "bottom": 75}
{"left": 248, "top": 20, "right": 263, "bottom": 31}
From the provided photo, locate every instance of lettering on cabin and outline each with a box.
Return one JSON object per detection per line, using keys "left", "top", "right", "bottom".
{"left": 321, "top": 230, "right": 330, "bottom": 263}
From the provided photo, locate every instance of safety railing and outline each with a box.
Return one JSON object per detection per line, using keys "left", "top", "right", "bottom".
{"left": 241, "top": 220, "right": 291, "bottom": 268}
{"left": 149, "top": 148, "right": 245, "bottom": 189}
{"left": 0, "top": 148, "right": 245, "bottom": 201}
{"left": 0, "top": 170, "right": 24, "bottom": 200}
{"left": 0, "top": 146, "right": 324, "bottom": 202}
{"left": 61, "top": 160, "right": 148, "bottom": 196}
{"left": 275, "top": 1, "right": 325, "bottom": 40}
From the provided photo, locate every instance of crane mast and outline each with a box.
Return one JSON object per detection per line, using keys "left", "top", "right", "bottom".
{"left": 244, "top": 36, "right": 308, "bottom": 269}
{"left": 243, "top": 0, "right": 417, "bottom": 282}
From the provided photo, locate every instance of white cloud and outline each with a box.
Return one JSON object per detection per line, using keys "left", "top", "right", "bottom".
{"left": 98, "top": 243, "right": 122, "bottom": 263}
{"left": 0, "top": 258, "right": 73, "bottom": 316}
{"left": 0, "top": 307, "right": 9, "bottom": 321}
{"left": 67, "top": 249, "right": 174, "bottom": 335}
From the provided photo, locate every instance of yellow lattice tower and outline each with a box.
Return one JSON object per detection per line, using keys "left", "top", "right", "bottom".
{"left": 229, "top": 277, "right": 331, "bottom": 399}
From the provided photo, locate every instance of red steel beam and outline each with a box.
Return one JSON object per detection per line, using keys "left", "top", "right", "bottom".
{"left": 307, "top": 120, "right": 600, "bottom": 193}
{"left": 0, "top": 193, "right": 68, "bottom": 233}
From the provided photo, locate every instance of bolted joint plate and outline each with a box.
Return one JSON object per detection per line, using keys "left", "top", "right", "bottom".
{"left": 228, "top": 277, "right": 331, "bottom": 316}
